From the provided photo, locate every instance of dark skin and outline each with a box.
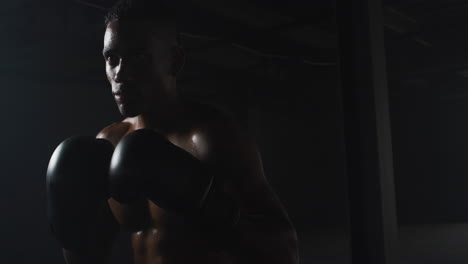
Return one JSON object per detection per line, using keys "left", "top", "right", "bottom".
{"left": 62, "top": 18, "right": 299, "bottom": 264}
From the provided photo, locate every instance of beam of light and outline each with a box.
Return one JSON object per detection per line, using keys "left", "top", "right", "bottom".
{"left": 73, "top": 0, "right": 109, "bottom": 11}
{"left": 179, "top": 32, "right": 337, "bottom": 66}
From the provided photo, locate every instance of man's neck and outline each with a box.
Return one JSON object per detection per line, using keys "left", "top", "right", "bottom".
{"left": 133, "top": 98, "right": 186, "bottom": 134}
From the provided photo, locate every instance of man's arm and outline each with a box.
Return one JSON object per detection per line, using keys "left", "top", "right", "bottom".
{"left": 201, "top": 118, "right": 299, "bottom": 264}
{"left": 47, "top": 136, "right": 119, "bottom": 264}
{"left": 97, "top": 124, "right": 153, "bottom": 232}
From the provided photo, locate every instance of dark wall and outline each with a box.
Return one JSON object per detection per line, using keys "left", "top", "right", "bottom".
{"left": 0, "top": 1, "right": 349, "bottom": 263}
{"left": 1, "top": 1, "right": 120, "bottom": 263}
{"left": 389, "top": 74, "right": 468, "bottom": 224}
{"left": 386, "top": 20, "right": 468, "bottom": 224}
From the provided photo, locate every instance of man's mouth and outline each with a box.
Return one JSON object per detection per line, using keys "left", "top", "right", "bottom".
{"left": 114, "top": 93, "right": 125, "bottom": 101}
{"left": 113, "top": 89, "right": 128, "bottom": 102}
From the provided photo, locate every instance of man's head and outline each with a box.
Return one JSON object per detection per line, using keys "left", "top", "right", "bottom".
{"left": 103, "top": 0, "right": 184, "bottom": 117}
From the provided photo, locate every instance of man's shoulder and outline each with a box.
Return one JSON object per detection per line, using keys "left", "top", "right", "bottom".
{"left": 186, "top": 101, "right": 239, "bottom": 132}
{"left": 96, "top": 119, "right": 133, "bottom": 146}
{"left": 187, "top": 101, "right": 252, "bottom": 154}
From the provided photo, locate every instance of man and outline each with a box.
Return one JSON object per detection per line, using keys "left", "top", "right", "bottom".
{"left": 46, "top": 0, "right": 299, "bottom": 263}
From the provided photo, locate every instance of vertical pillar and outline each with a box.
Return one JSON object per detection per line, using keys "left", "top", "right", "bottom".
{"left": 336, "top": 0, "right": 398, "bottom": 263}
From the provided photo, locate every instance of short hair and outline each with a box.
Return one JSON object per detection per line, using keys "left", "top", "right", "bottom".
{"left": 105, "top": 0, "right": 178, "bottom": 39}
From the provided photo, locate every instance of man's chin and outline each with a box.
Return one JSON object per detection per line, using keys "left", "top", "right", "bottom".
{"left": 118, "top": 105, "right": 141, "bottom": 118}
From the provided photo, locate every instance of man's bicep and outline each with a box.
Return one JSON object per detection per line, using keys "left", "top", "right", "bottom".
{"left": 199, "top": 115, "right": 290, "bottom": 217}
{"left": 222, "top": 140, "right": 298, "bottom": 264}
{"left": 236, "top": 175, "right": 293, "bottom": 230}
{"left": 212, "top": 131, "right": 289, "bottom": 221}
{"left": 202, "top": 121, "right": 298, "bottom": 263}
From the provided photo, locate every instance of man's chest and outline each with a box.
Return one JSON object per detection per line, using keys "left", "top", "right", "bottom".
{"left": 107, "top": 126, "right": 210, "bottom": 223}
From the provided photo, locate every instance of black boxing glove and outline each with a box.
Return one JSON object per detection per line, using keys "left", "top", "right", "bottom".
{"left": 46, "top": 136, "right": 116, "bottom": 251}
{"left": 109, "top": 129, "right": 240, "bottom": 229}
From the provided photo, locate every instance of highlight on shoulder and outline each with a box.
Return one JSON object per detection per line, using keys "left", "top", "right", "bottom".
{"left": 96, "top": 120, "right": 133, "bottom": 146}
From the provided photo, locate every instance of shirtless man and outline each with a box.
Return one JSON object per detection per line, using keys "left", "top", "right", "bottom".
{"left": 46, "top": 0, "right": 299, "bottom": 263}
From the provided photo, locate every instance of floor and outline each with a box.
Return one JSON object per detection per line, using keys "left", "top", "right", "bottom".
{"left": 298, "top": 224, "right": 468, "bottom": 264}
{"left": 110, "top": 224, "right": 468, "bottom": 264}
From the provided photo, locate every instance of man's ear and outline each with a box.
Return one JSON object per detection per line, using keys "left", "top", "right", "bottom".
{"left": 171, "top": 45, "right": 185, "bottom": 76}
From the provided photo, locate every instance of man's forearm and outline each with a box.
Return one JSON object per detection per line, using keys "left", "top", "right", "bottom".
{"left": 61, "top": 200, "right": 119, "bottom": 264}
{"left": 227, "top": 213, "right": 299, "bottom": 264}
{"left": 62, "top": 247, "right": 112, "bottom": 264}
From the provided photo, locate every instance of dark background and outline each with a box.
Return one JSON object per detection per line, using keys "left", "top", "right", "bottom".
{"left": 3, "top": 0, "right": 468, "bottom": 263}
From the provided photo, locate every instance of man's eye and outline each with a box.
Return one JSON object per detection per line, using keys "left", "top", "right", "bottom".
{"left": 107, "top": 56, "right": 120, "bottom": 66}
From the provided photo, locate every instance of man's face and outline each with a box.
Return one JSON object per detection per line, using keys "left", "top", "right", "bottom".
{"left": 103, "top": 19, "right": 175, "bottom": 117}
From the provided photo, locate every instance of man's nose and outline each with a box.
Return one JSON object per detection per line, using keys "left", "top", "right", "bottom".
{"left": 114, "top": 60, "right": 133, "bottom": 83}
